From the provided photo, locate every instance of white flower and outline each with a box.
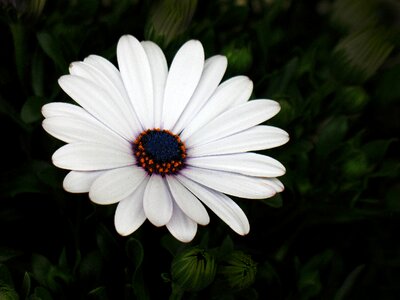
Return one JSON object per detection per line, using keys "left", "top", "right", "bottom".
{"left": 42, "top": 35, "right": 289, "bottom": 243}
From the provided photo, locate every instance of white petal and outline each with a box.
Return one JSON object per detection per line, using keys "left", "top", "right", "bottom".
{"left": 143, "top": 175, "right": 173, "bottom": 226}
{"left": 266, "top": 178, "right": 285, "bottom": 193}
{"left": 42, "top": 102, "right": 129, "bottom": 148}
{"left": 182, "top": 76, "right": 253, "bottom": 138}
{"left": 188, "top": 125, "right": 289, "bottom": 157}
{"left": 42, "top": 102, "right": 85, "bottom": 118}
{"left": 117, "top": 35, "right": 154, "bottom": 128}
{"left": 162, "top": 40, "right": 204, "bottom": 129}
{"left": 166, "top": 176, "right": 209, "bottom": 225}
{"left": 166, "top": 202, "right": 197, "bottom": 243}
{"left": 63, "top": 170, "right": 104, "bottom": 193}
{"left": 69, "top": 61, "right": 142, "bottom": 138}
{"left": 58, "top": 75, "right": 134, "bottom": 141}
{"left": 141, "top": 41, "right": 168, "bottom": 128}
{"left": 83, "top": 55, "right": 143, "bottom": 131}
{"left": 42, "top": 116, "right": 129, "bottom": 149}
{"left": 83, "top": 55, "right": 129, "bottom": 99}
{"left": 172, "top": 55, "right": 228, "bottom": 133}
{"left": 52, "top": 142, "right": 135, "bottom": 171}
{"left": 177, "top": 175, "right": 249, "bottom": 235}
{"left": 187, "top": 152, "right": 286, "bottom": 177}
{"left": 181, "top": 166, "right": 276, "bottom": 199}
{"left": 114, "top": 178, "right": 148, "bottom": 236}
{"left": 89, "top": 166, "right": 147, "bottom": 205}
{"left": 183, "top": 100, "right": 281, "bottom": 147}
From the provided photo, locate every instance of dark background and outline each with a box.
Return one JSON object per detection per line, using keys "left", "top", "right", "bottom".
{"left": 0, "top": 0, "right": 399, "bottom": 299}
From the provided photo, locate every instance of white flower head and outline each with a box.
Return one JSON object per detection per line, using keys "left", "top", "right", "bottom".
{"left": 42, "top": 35, "right": 289, "bottom": 243}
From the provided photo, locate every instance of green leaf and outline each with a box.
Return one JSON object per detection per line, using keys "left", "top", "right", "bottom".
{"left": 31, "top": 286, "right": 53, "bottom": 300}
{"left": 267, "top": 57, "right": 299, "bottom": 96}
{"left": 31, "top": 50, "right": 45, "bottom": 97}
{"left": 0, "top": 95, "right": 30, "bottom": 131}
{"left": 88, "top": 286, "right": 108, "bottom": 300}
{"left": 31, "top": 254, "right": 71, "bottom": 292}
{"left": 125, "top": 238, "right": 149, "bottom": 300}
{"left": 58, "top": 248, "right": 68, "bottom": 269}
{"left": 31, "top": 254, "right": 53, "bottom": 287}
{"left": 223, "top": 44, "right": 252, "bottom": 73}
{"left": 334, "top": 265, "right": 365, "bottom": 300}
{"left": 237, "top": 288, "right": 258, "bottom": 300}
{"left": 96, "top": 224, "right": 120, "bottom": 262}
{"left": 161, "top": 234, "right": 185, "bottom": 256}
{"left": 298, "top": 269, "right": 321, "bottom": 299}
{"left": 10, "top": 22, "right": 29, "bottom": 86}
{"left": 386, "top": 186, "right": 400, "bottom": 211}
{"left": 257, "top": 261, "right": 280, "bottom": 284}
{"left": 20, "top": 96, "right": 45, "bottom": 124}
{"left": 217, "top": 235, "right": 234, "bottom": 259}
{"left": 334, "top": 86, "right": 369, "bottom": 114}
{"left": 125, "top": 238, "right": 144, "bottom": 274}
{"left": 0, "top": 160, "right": 61, "bottom": 198}
{"left": 37, "top": 32, "right": 67, "bottom": 71}
{"left": 0, "top": 247, "right": 22, "bottom": 263}
{"left": 74, "top": 0, "right": 99, "bottom": 19}
{"left": 362, "top": 139, "right": 396, "bottom": 163}
{"left": 78, "top": 251, "right": 103, "bottom": 283}
{"left": 0, "top": 264, "right": 13, "bottom": 287}
{"left": 341, "top": 150, "right": 369, "bottom": 178}
{"left": 36, "top": 161, "right": 62, "bottom": 189}
{"left": 21, "top": 272, "right": 31, "bottom": 299}
{"left": 372, "top": 160, "right": 400, "bottom": 179}
{"left": 374, "top": 65, "right": 400, "bottom": 105}
{"left": 315, "top": 116, "right": 348, "bottom": 159}
{"left": 297, "top": 250, "right": 335, "bottom": 299}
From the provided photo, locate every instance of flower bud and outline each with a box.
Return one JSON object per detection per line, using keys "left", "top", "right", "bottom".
{"left": 332, "top": 28, "right": 394, "bottom": 83}
{"left": 218, "top": 251, "right": 257, "bottom": 291}
{"left": 21, "top": 0, "right": 46, "bottom": 20}
{"left": 171, "top": 247, "right": 217, "bottom": 291}
{"left": 145, "top": 0, "right": 197, "bottom": 47}
{"left": 1, "top": 0, "right": 46, "bottom": 21}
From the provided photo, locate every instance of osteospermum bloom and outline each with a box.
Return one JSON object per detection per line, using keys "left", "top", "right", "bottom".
{"left": 42, "top": 35, "right": 289, "bottom": 242}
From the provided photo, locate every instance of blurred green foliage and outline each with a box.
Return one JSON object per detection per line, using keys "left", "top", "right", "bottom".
{"left": 0, "top": 0, "right": 399, "bottom": 299}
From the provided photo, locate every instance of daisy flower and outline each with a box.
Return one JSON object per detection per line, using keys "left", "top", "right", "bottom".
{"left": 42, "top": 35, "right": 289, "bottom": 242}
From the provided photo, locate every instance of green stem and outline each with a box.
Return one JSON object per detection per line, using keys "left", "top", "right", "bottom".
{"left": 9, "top": 21, "right": 28, "bottom": 91}
{"left": 169, "top": 283, "right": 184, "bottom": 300}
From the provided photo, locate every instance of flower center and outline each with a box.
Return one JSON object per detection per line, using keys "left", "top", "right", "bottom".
{"left": 133, "top": 129, "right": 187, "bottom": 176}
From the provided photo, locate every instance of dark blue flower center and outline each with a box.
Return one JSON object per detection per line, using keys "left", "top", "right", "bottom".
{"left": 133, "top": 129, "right": 186, "bottom": 176}
{"left": 141, "top": 131, "right": 181, "bottom": 162}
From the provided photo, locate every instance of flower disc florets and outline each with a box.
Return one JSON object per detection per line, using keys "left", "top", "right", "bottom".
{"left": 133, "top": 128, "right": 187, "bottom": 176}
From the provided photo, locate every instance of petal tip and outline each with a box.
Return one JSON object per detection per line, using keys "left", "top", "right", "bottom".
{"left": 51, "top": 150, "right": 64, "bottom": 170}
{"left": 220, "top": 55, "right": 228, "bottom": 64}
{"left": 115, "top": 225, "right": 133, "bottom": 237}
{"left": 236, "top": 224, "right": 250, "bottom": 236}
{"left": 57, "top": 75, "right": 71, "bottom": 88}
{"left": 118, "top": 34, "right": 139, "bottom": 46}
{"left": 183, "top": 39, "right": 204, "bottom": 53}
{"left": 68, "top": 62, "right": 79, "bottom": 73}
{"left": 174, "top": 234, "right": 195, "bottom": 243}
{"left": 41, "top": 104, "right": 49, "bottom": 117}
